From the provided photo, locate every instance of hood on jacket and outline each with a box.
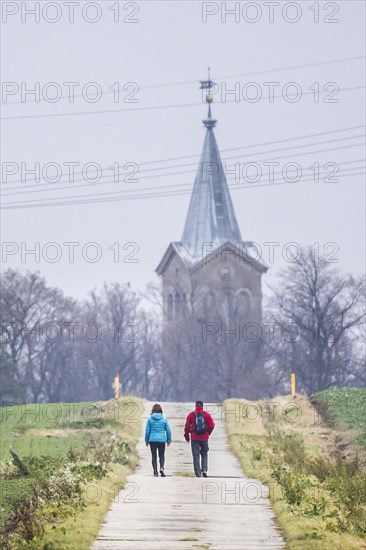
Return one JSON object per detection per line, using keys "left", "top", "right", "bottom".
{"left": 150, "top": 412, "right": 163, "bottom": 420}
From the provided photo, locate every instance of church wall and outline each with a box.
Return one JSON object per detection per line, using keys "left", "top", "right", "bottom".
{"left": 161, "top": 248, "right": 264, "bottom": 323}
{"left": 190, "top": 251, "right": 264, "bottom": 322}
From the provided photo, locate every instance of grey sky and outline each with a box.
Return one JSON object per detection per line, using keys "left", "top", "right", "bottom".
{"left": 1, "top": 0, "right": 365, "bottom": 300}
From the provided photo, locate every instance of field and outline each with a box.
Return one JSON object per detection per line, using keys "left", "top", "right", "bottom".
{"left": 225, "top": 392, "right": 366, "bottom": 550}
{"left": 0, "top": 398, "right": 143, "bottom": 549}
{"left": 313, "top": 388, "right": 366, "bottom": 448}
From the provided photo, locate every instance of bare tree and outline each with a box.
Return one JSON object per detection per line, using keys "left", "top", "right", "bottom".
{"left": 267, "top": 248, "right": 365, "bottom": 394}
{"left": 1, "top": 269, "right": 76, "bottom": 403}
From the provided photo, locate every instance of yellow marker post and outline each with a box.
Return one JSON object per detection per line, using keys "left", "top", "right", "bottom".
{"left": 290, "top": 372, "right": 296, "bottom": 398}
{"left": 114, "top": 373, "right": 120, "bottom": 400}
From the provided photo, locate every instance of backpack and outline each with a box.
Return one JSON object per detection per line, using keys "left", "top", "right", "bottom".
{"left": 193, "top": 411, "right": 207, "bottom": 435}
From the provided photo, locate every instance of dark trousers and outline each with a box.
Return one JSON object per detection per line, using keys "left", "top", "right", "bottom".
{"left": 191, "top": 440, "right": 209, "bottom": 477}
{"left": 149, "top": 442, "right": 165, "bottom": 473}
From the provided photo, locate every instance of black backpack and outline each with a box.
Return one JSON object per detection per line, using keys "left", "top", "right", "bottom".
{"left": 193, "top": 411, "right": 207, "bottom": 435}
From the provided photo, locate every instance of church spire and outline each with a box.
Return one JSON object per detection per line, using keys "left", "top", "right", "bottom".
{"left": 181, "top": 70, "right": 243, "bottom": 260}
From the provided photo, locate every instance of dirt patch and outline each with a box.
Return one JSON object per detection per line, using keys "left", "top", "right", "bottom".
{"left": 26, "top": 428, "right": 90, "bottom": 437}
{"left": 273, "top": 394, "right": 365, "bottom": 467}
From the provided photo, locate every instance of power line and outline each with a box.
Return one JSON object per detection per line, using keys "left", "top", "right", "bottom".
{"left": 2, "top": 143, "right": 364, "bottom": 199}
{"left": 1, "top": 143, "right": 364, "bottom": 202}
{"left": 2, "top": 140, "right": 365, "bottom": 198}
{"left": 3, "top": 169, "right": 364, "bottom": 211}
{"left": 211, "top": 56, "right": 366, "bottom": 81}
{"left": 3, "top": 123, "right": 364, "bottom": 185}
{"left": 2, "top": 129, "right": 365, "bottom": 191}
{"left": 3, "top": 55, "right": 365, "bottom": 105}
{"left": 3, "top": 158, "right": 362, "bottom": 198}
{"left": 2, "top": 85, "right": 365, "bottom": 121}
{"left": 3, "top": 161, "right": 363, "bottom": 200}
{"left": 220, "top": 126, "right": 365, "bottom": 155}
{"left": 2, "top": 167, "right": 364, "bottom": 211}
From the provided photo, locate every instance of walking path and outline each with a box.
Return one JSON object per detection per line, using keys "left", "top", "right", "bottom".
{"left": 92, "top": 402, "right": 284, "bottom": 550}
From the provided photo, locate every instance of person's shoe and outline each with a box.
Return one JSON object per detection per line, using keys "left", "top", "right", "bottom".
{"left": 153, "top": 470, "right": 158, "bottom": 476}
{"left": 160, "top": 468, "right": 166, "bottom": 477}
{"left": 202, "top": 471, "right": 208, "bottom": 477}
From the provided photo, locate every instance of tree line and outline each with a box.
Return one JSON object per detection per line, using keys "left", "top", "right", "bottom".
{"left": 1, "top": 248, "right": 365, "bottom": 404}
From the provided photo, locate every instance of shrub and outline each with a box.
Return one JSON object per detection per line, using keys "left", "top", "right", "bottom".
{"left": 269, "top": 456, "right": 284, "bottom": 484}
{"left": 70, "top": 462, "right": 107, "bottom": 481}
{"left": 303, "top": 497, "right": 327, "bottom": 518}
{"left": 0, "top": 486, "right": 44, "bottom": 548}
{"left": 279, "top": 470, "right": 309, "bottom": 505}
{"left": 113, "top": 441, "right": 131, "bottom": 465}
{"left": 306, "top": 456, "right": 333, "bottom": 482}
{"left": 24, "top": 456, "right": 64, "bottom": 477}
{"left": 307, "top": 455, "right": 366, "bottom": 535}
{"left": 281, "top": 435, "right": 305, "bottom": 468}
{"left": 269, "top": 456, "right": 310, "bottom": 506}
{"left": 45, "top": 469, "right": 85, "bottom": 507}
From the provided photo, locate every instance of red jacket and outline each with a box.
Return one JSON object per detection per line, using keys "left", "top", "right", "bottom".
{"left": 184, "top": 407, "right": 215, "bottom": 441}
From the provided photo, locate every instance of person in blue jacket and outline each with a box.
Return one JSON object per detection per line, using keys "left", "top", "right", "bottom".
{"left": 145, "top": 403, "right": 172, "bottom": 477}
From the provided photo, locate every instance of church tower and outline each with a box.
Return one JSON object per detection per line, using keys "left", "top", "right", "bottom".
{"left": 156, "top": 74, "right": 267, "bottom": 325}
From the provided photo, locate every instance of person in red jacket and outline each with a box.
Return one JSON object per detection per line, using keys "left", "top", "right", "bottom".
{"left": 184, "top": 400, "right": 215, "bottom": 477}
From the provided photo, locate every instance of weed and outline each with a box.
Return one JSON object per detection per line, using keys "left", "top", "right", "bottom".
{"left": 251, "top": 447, "right": 264, "bottom": 462}
{"left": 9, "top": 450, "right": 29, "bottom": 477}
{"left": 280, "top": 471, "right": 309, "bottom": 506}
{"left": 303, "top": 497, "right": 327, "bottom": 518}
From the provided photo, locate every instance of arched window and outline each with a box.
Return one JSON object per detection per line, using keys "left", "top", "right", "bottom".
{"left": 236, "top": 289, "right": 251, "bottom": 319}
{"left": 175, "top": 292, "right": 181, "bottom": 315}
{"left": 204, "top": 290, "right": 216, "bottom": 316}
{"left": 167, "top": 294, "right": 173, "bottom": 320}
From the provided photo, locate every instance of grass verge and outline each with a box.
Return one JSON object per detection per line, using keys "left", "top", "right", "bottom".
{"left": 0, "top": 397, "right": 143, "bottom": 549}
{"left": 224, "top": 394, "right": 366, "bottom": 550}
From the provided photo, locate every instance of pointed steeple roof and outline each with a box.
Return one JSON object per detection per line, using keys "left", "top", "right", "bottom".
{"left": 156, "top": 71, "right": 268, "bottom": 277}
{"left": 181, "top": 104, "right": 242, "bottom": 260}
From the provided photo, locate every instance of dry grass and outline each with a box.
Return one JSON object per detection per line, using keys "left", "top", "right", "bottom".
{"left": 225, "top": 395, "right": 366, "bottom": 550}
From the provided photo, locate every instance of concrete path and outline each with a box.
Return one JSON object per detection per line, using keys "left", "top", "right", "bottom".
{"left": 92, "top": 402, "right": 284, "bottom": 550}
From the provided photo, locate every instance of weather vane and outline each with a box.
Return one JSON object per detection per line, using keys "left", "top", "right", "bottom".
{"left": 200, "top": 67, "right": 217, "bottom": 128}
{"left": 200, "top": 67, "right": 216, "bottom": 104}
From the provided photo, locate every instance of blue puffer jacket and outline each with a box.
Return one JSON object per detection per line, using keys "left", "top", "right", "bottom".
{"left": 145, "top": 413, "right": 172, "bottom": 444}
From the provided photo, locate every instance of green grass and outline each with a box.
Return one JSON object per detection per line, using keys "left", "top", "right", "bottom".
{"left": 0, "top": 401, "right": 134, "bottom": 461}
{"left": 0, "top": 398, "right": 143, "bottom": 549}
{"left": 313, "top": 388, "right": 366, "bottom": 448}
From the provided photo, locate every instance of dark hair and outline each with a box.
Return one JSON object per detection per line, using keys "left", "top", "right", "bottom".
{"left": 195, "top": 400, "right": 203, "bottom": 407}
{"left": 151, "top": 403, "right": 163, "bottom": 414}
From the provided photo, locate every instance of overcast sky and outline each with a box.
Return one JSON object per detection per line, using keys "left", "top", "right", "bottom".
{"left": 1, "top": 0, "right": 365, "bottom": 301}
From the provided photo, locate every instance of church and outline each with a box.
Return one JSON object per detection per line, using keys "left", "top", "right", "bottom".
{"left": 156, "top": 76, "right": 267, "bottom": 328}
